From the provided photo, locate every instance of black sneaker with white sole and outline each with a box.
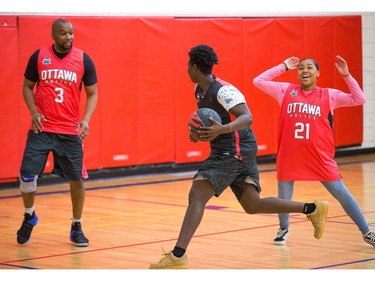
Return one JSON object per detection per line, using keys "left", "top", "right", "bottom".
{"left": 70, "top": 222, "right": 89, "bottom": 247}
{"left": 17, "top": 212, "right": 38, "bottom": 245}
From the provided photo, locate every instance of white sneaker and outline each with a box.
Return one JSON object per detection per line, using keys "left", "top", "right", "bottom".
{"left": 273, "top": 228, "right": 289, "bottom": 245}
{"left": 363, "top": 231, "right": 375, "bottom": 248}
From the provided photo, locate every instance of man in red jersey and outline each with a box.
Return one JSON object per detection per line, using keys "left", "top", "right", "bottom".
{"left": 17, "top": 18, "right": 98, "bottom": 247}
{"left": 253, "top": 56, "right": 374, "bottom": 248}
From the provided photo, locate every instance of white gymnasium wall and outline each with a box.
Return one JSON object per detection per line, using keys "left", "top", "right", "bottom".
{"left": 362, "top": 14, "right": 375, "bottom": 149}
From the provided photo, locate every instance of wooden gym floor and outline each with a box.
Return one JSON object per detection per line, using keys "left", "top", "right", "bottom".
{"left": 0, "top": 153, "right": 374, "bottom": 277}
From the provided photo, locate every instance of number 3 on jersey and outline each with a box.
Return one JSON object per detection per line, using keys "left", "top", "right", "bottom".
{"left": 295, "top": 122, "right": 310, "bottom": 140}
{"left": 55, "top": 87, "right": 64, "bottom": 103}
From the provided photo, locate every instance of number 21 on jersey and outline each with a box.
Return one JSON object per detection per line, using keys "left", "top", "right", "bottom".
{"left": 295, "top": 122, "right": 310, "bottom": 139}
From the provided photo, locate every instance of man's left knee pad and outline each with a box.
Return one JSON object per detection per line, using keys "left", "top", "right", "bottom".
{"left": 20, "top": 173, "right": 38, "bottom": 193}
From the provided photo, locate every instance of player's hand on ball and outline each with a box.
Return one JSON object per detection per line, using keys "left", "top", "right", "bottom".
{"left": 198, "top": 118, "right": 224, "bottom": 141}
{"left": 189, "top": 131, "right": 199, "bottom": 143}
{"left": 189, "top": 128, "right": 210, "bottom": 142}
{"left": 188, "top": 108, "right": 222, "bottom": 142}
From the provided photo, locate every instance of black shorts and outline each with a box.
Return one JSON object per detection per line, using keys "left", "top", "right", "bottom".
{"left": 194, "top": 154, "right": 261, "bottom": 201}
{"left": 20, "top": 131, "right": 84, "bottom": 181}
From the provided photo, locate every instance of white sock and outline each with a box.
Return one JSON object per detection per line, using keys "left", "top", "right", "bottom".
{"left": 72, "top": 218, "right": 82, "bottom": 225}
{"left": 25, "top": 206, "right": 35, "bottom": 216}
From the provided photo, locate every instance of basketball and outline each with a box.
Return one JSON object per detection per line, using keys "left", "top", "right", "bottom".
{"left": 188, "top": 108, "right": 222, "bottom": 134}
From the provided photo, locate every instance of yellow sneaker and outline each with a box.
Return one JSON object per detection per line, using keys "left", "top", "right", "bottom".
{"left": 149, "top": 250, "right": 188, "bottom": 269}
{"left": 307, "top": 200, "right": 329, "bottom": 239}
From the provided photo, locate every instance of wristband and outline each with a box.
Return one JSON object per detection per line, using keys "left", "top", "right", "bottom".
{"left": 282, "top": 62, "right": 289, "bottom": 71}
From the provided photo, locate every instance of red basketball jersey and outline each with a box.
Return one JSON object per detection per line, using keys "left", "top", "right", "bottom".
{"left": 34, "top": 46, "right": 85, "bottom": 135}
{"left": 276, "top": 84, "right": 341, "bottom": 181}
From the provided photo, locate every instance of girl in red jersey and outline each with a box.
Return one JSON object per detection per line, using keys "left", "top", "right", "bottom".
{"left": 253, "top": 55, "right": 374, "bottom": 248}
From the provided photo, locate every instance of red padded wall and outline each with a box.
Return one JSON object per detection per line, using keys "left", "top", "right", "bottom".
{"left": 0, "top": 16, "right": 20, "bottom": 181}
{"left": 0, "top": 15, "right": 363, "bottom": 181}
{"left": 98, "top": 17, "right": 139, "bottom": 168}
{"left": 332, "top": 17, "right": 363, "bottom": 147}
{"left": 243, "top": 18, "right": 279, "bottom": 156}
{"left": 136, "top": 18, "right": 176, "bottom": 165}
{"left": 174, "top": 18, "right": 245, "bottom": 163}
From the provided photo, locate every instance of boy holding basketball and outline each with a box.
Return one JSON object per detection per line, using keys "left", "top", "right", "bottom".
{"left": 149, "top": 44, "right": 329, "bottom": 269}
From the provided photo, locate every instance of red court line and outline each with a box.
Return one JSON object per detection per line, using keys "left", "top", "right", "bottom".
{"left": 2, "top": 221, "right": 298, "bottom": 265}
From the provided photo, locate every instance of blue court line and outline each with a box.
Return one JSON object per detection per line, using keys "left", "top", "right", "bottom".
{"left": 312, "top": 257, "right": 375, "bottom": 269}
{"left": 0, "top": 177, "right": 193, "bottom": 200}
{"left": 0, "top": 262, "right": 38, "bottom": 269}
